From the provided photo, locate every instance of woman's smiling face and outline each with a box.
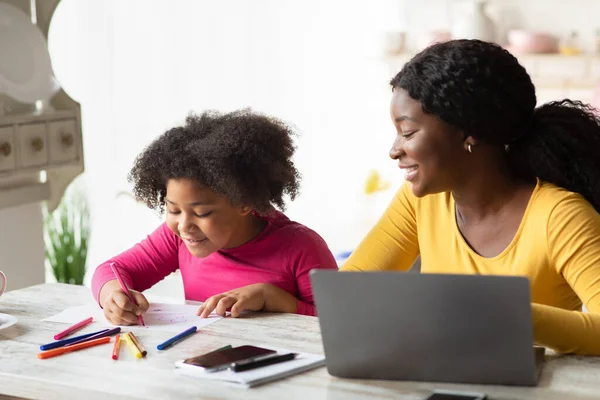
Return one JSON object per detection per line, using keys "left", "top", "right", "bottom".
{"left": 389, "top": 88, "right": 468, "bottom": 197}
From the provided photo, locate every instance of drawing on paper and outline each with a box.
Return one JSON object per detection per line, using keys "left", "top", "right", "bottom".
{"left": 157, "top": 315, "right": 187, "bottom": 324}
{"left": 43, "top": 302, "right": 223, "bottom": 333}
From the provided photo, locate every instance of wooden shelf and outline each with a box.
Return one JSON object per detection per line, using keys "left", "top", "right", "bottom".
{"left": 386, "top": 52, "right": 600, "bottom": 60}
{"left": 0, "top": 181, "right": 49, "bottom": 209}
{"left": 384, "top": 53, "right": 600, "bottom": 90}
{"left": 385, "top": 53, "right": 600, "bottom": 67}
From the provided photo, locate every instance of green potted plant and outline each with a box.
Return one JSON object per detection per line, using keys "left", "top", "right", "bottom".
{"left": 42, "top": 178, "right": 90, "bottom": 285}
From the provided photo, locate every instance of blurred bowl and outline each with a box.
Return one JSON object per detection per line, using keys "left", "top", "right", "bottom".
{"left": 507, "top": 30, "right": 558, "bottom": 54}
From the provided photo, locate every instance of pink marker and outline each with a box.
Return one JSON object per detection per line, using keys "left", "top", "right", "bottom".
{"left": 53, "top": 317, "right": 94, "bottom": 340}
{"left": 110, "top": 263, "right": 146, "bottom": 326}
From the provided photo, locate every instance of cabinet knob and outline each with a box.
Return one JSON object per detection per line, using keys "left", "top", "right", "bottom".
{"left": 60, "top": 132, "right": 74, "bottom": 147}
{"left": 31, "top": 137, "right": 44, "bottom": 152}
{"left": 0, "top": 141, "right": 11, "bottom": 157}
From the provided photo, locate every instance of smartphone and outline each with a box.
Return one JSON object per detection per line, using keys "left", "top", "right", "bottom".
{"left": 423, "top": 389, "right": 487, "bottom": 400}
{"left": 182, "top": 345, "right": 276, "bottom": 372}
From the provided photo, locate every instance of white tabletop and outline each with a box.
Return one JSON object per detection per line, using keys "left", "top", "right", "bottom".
{"left": 1, "top": 283, "right": 600, "bottom": 400}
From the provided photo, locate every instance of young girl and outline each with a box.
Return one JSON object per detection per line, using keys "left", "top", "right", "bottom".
{"left": 92, "top": 109, "right": 337, "bottom": 325}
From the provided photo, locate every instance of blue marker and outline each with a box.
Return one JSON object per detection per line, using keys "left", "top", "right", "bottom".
{"left": 66, "top": 327, "right": 121, "bottom": 346}
{"left": 40, "top": 328, "right": 110, "bottom": 351}
{"left": 157, "top": 326, "right": 197, "bottom": 350}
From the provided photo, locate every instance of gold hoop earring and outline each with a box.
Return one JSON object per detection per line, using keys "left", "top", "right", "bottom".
{"left": 467, "top": 143, "right": 473, "bottom": 154}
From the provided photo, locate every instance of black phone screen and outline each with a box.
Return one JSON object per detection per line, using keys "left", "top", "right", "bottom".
{"left": 425, "top": 393, "right": 485, "bottom": 400}
{"left": 183, "top": 345, "right": 276, "bottom": 369}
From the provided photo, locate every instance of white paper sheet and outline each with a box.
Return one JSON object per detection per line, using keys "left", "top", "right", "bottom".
{"left": 175, "top": 346, "right": 326, "bottom": 388}
{"left": 43, "top": 302, "right": 222, "bottom": 332}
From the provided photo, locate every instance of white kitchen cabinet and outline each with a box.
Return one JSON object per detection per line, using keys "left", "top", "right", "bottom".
{"left": 0, "top": 0, "right": 84, "bottom": 293}
{"left": 590, "top": 59, "right": 600, "bottom": 79}
{"left": 0, "top": 109, "right": 83, "bottom": 211}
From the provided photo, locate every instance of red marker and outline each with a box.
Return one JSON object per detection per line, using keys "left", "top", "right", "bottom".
{"left": 112, "top": 334, "right": 121, "bottom": 360}
{"left": 53, "top": 317, "right": 94, "bottom": 340}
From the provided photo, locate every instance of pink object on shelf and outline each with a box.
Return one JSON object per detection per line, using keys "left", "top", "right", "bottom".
{"left": 506, "top": 30, "right": 558, "bottom": 54}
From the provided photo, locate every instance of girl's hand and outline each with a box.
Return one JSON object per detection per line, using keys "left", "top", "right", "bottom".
{"left": 101, "top": 281, "right": 149, "bottom": 325}
{"left": 197, "top": 283, "right": 297, "bottom": 318}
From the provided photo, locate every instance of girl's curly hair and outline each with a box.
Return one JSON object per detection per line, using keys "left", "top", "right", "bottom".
{"left": 128, "top": 109, "right": 301, "bottom": 214}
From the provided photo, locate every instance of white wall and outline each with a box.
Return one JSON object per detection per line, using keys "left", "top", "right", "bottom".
{"left": 44, "top": 0, "right": 597, "bottom": 294}
{"left": 0, "top": 203, "right": 45, "bottom": 290}
{"left": 48, "top": 0, "right": 406, "bottom": 287}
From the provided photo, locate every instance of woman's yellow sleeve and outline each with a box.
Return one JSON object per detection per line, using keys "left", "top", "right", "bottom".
{"left": 533, "top": 195, "right": 600, "bottom": 355}
{"left": 340, "top": 182, "right": 420, "bottom": 272}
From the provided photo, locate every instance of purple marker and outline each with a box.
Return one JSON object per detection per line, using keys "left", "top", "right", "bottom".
{"left": 66, "top": 327, "right": 121, "bottom": 346}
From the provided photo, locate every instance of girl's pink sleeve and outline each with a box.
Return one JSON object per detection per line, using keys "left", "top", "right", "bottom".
{"left": 287, "top": 228, "right": 338, "bottom": 316}
{"left": 91, "top": 223, "right": 180, "bottom": 304}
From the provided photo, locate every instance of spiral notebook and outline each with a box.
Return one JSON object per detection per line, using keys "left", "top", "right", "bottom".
{"left": 175, "top": 347, "right": 326, "bottom": 388}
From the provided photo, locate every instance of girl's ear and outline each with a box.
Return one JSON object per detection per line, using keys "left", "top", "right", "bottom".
{"left": 238, "top": 206, "right": 253, "bottom": 216}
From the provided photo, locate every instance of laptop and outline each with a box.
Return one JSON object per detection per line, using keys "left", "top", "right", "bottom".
{"left": 310, "top": 270, "right": 545, "bottom": 386}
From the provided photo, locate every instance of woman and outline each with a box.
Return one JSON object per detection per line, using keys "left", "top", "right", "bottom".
{"left": 341, "top": 40, "right": 600, "bottom": 355}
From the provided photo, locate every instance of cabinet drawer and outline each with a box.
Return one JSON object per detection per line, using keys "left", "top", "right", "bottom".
{"left": 0, "top": 126, "right": 16, "bottom": 172}
{"left": 590, "top": 59, "right": 600, "bottom": 79}
{"left": 18, "top": 123, "right": 48, "bottom": 168}
{"left": 537, "top": 58, "right": 587, "bottom": 79}
{"left": 48, "top": 119, "right": 78, "bottom": 163}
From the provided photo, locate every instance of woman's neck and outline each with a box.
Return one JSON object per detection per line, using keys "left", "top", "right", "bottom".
{"left": 452, "top": 158, "right": 532, "bottom": 223}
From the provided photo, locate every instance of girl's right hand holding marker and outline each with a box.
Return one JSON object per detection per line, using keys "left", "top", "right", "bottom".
{"left": 99, "top": 280, "right": 149, "bottom": 325}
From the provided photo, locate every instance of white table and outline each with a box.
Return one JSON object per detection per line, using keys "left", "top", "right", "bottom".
{"left": 1, "top": 283, "right": 600, "bottom": 400}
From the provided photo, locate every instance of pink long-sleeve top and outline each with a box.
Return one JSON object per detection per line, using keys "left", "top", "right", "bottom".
{"left": 91, "top": 211, "right": 337, "bottom": 316}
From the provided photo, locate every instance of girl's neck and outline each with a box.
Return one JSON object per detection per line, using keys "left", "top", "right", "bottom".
{"left": 225, "top": 214, "right": 268, "bottom": 249}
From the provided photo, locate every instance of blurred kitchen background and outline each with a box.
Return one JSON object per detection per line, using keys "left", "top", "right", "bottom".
{"left": 2, "top": 0, "right": 600, "bottom": 297}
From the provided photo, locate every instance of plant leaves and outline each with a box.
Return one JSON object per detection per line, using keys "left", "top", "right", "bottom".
{"left": 42, "top": 176, "right": 90, "bottom": 285}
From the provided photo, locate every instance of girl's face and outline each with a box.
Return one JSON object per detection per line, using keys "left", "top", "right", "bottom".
{"left": 165, "top": 178, "right": 253, "bottom": 258}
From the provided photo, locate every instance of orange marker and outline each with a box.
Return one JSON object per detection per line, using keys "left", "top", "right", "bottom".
{"left": 38, "top": 336, "right": 111, "bottom": 360}
{"left": 127, "top": 332, "right": 147, "bottom": 357}
{"left": 112, "top": 334, "right": 121, "bottom": 360}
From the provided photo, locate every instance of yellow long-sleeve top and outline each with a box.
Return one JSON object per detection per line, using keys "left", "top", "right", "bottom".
{"left": 341, "top": 179, "right": 600, "bottom": 355}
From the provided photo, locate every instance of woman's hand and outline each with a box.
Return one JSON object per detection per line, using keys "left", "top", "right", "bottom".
{"left": 197, "top": 283, "right": 298, "bottom": 318}
{"left": 100, "top": 280, "right": 149, "bottom": 325}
